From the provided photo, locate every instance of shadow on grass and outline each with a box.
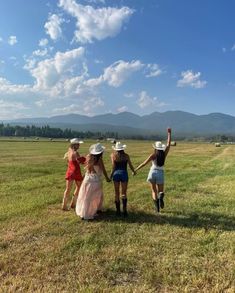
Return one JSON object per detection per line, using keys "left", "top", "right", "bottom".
{"left": 95, "top": 209, "right": 235, "bottom": 231}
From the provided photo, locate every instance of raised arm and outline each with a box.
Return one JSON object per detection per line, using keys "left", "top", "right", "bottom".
{"left": 165, "top": 128, "right": 172, "bottom": 157}
{"left": 135, "top": 153, "right": 154, "bottom": 172}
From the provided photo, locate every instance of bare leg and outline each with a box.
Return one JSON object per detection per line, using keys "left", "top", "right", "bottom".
{"left": 62, "top": 180, "right": 73, "bottom": 210}
{"left": 70, "top": 180, "right": 82, "bottom": 209}
{"left": 150, "top": 182, "right": 158, "bottom": 200}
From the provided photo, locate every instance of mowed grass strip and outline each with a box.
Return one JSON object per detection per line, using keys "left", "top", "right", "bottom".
{"left": 0, "top": 140, "right": 234, "bottom": 292}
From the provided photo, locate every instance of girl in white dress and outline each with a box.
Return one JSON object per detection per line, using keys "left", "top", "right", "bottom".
{"left": 76, "top": 143, "right": 110, "bottom": 220}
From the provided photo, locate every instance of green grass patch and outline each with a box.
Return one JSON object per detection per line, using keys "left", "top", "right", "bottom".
{"left": 0, "top": 141, "right": 234, "bottom": 292}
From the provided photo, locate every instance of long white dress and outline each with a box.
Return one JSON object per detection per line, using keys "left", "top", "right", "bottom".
{"left": 76, "top": 165, "right": 103, "bottom": 220}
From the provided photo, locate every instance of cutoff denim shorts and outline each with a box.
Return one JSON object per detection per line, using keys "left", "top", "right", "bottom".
{"left": 113, "top": 170, "right": 129, "bottom": 182}
{"left": 147, "top": 168, "right": 164, "bottom": 184}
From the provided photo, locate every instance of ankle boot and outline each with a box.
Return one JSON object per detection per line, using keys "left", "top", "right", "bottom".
{"left": 153, "top": 199, "right": 160, "bottom": 213}
{"left": 158, "top": 192, "right": 165, "bottom": 209}
{"left": 122, "top": 198, "right": 128, "bottom": 217}
{"left": 115, "top": 201, "right": 121, "bottom": 215}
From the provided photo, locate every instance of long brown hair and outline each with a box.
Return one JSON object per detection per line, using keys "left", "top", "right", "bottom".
{"left": 113, "top": 150, "right": 128, "bottom": 162}
{"left": 85, "top": 153, "right": 103, "bottom": 172}
{"left": 153, "top": 150, "right": 165, "bottom": 166}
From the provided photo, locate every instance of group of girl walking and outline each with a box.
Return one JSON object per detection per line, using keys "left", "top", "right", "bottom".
{"left": 62, "top": 128, "right": 172, "bottom": 220}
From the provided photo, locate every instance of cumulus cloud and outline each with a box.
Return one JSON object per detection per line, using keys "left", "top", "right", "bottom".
{"left": 39, "top": 38, "right": 49, "bottom": 47}
{"left": 30, "top": 47, "right": 85, "bottom": 90}
{"left": 137, "top": 91, "right": 157, "bottom": 108}
{"left": 53, "top": 97, "right": 104, "bottom": 116}
{"left": 33, "top": 48, "right": 48, "bottom": 57}
{"left": 117, "top": 105, "right": 128, "bottom": 113}
{"left": 85, "top": 60, "right": 144, "bottom": 89}
{"left": 136, "top": 91, "right": 166, "bottom": 109}
{"left": 0, "top": 77, "right": 31, "bottom": 94}
{"left": 177, "top": 70, "right": 207, "bottom": 89}
{"left": 8, "top": 36, "right": 17, "bottom": 45}
{"left": 59, "top": 0, "right": 134, "bottom": 43}
{"left": 0, "top": 99, "right": 29, "bottom": 119}
{"left": 44, "top": 14, "right": 64, "bottom": 41}
{"left": 145, "top": 64, "right": 163, "bottom": 78}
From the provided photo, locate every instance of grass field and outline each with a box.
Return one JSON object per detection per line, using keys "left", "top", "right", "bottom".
{"left": 0, "top": 139, "right": 234, "bottom": 292}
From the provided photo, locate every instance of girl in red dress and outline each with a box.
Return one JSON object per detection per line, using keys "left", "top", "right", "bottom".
{"left": 62, "top": 138, "right": 86, "bottom": 211}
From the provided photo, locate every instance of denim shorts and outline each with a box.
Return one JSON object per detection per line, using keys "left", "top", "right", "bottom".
{"left": 113, "top": 170, "right": 129, "bottom": 182}
{"left": 147, "top": 168, "right": 164, "bottom": 184}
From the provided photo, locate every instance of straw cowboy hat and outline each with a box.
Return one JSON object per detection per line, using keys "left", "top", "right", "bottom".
{"left": 89, "top": 143, "right": 105, "bottom": 155}
{"left": 152, "top": 141, "right": 166, "bottom": 150}
{"left": 112, "top": 141, "right": 126, "bottom": 151}
{"left": 70, "top": 138, "right": 84, "bottom": 144}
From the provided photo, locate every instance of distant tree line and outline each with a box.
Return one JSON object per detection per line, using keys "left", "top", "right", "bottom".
{"left": 0, "top": 124, "right": 118, "bottom": 140}
{"left": 0, "top": 123, "right": 234, "bottom": 141}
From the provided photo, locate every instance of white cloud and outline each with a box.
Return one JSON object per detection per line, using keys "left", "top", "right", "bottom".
{"left": 0, "top": 37, "right": 3, "bottom": 43}
{"left": 85, "top": 60, "right": 144, "bottom": 88}
{"left": 39, "top": 38, "right": 49, "bottom": 47}
{"left": 23, "top": 58, "right": 37, "bottom": 70}
{"left": 231, "top": 44, "right": 235, "bottom": 51}
{"left": 53, "top": 97, "right": 104, "bottom": 116}
{"left": 30, "top": 47, "right": 85, "bottom": 90}
{"left": 103, "top": 60, "right": 144, "bottom": 87}
{"left": 0, "top": 77, "right": 31, "bottom": 94}
{"left": 33, "top": 48, "right": 48, "bottom": 57}
{"left": 44, "top": 14, "right": 64, "bottom": 41}
{"left": 137, "top": 91, "right": 157, "bottom": 108}
{"left": 145, "top": 63, "right": 163, "bottom": 78}
{"left": 59, "top": 0, "right": 134, "bottom": 43}
{"left": 136, "top": 91, "right": 166, "bottom": 110}
{"left": 177, "top": 70, "right": 207, "bottom": 89}
{"left": 8, "top": 36, "right": 17, "bottom": 45}
{"left": 117, "top": 105, "right": 128, "bottom": 113}
{"left": 222, "top": 47, "right": 226, "bottom": 53}
{"left": 0, "top": 99, "right": 29, "bottom": 119}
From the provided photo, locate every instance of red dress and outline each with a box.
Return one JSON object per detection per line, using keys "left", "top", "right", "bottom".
{"left": 65, "top": 157, "right": 86, "bottom": 181}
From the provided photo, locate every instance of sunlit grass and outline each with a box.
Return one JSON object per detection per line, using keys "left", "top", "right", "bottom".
{"left": 0, "top": 140, "right": 234, "bottom": 292}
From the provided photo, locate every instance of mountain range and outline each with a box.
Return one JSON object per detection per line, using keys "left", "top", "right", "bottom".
{"left": 6, "top": 111, "right": 235, "bottom": 137}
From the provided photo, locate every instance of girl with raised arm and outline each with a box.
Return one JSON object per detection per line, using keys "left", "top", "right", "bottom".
{"left": 135, "top": 128, "right": 172, "bottom": 213}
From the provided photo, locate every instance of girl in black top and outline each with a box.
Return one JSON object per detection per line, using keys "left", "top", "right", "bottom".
{"left": 110, "top": 142, "right": 136, "bottom": 216}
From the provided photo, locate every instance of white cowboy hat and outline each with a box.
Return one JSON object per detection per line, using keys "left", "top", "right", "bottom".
{"left": 89, "top": 143, "right": 105, "bottom": 155}
{"left": 70, "top": 138, "right": 84, "bottom": 144}
{"left": 152, "top": 141, "right": 166, "bottom": 150}
{"left": 112, "top": 141, "right": 126, "bottom": 151}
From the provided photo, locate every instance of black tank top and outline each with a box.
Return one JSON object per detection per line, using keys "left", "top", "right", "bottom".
{"left": 114, "top": 160, "right": 128, "bottom": 171}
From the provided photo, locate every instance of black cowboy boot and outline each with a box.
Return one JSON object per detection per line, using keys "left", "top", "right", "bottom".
{"left": 122, "top": 198, "right": 128, "bottom": 217}
{"left": 158, "top": 192, "right": 165, "bottom": 209}
{"left": 115, "top": 201, "right": 121, "bottom": 216}
{"left": 153, "top": 199, "right": 160, "bottom": 213}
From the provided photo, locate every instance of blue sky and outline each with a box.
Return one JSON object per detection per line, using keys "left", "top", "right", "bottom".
{"left": 0, "top": 0, "right": 235, "bottom": 120}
